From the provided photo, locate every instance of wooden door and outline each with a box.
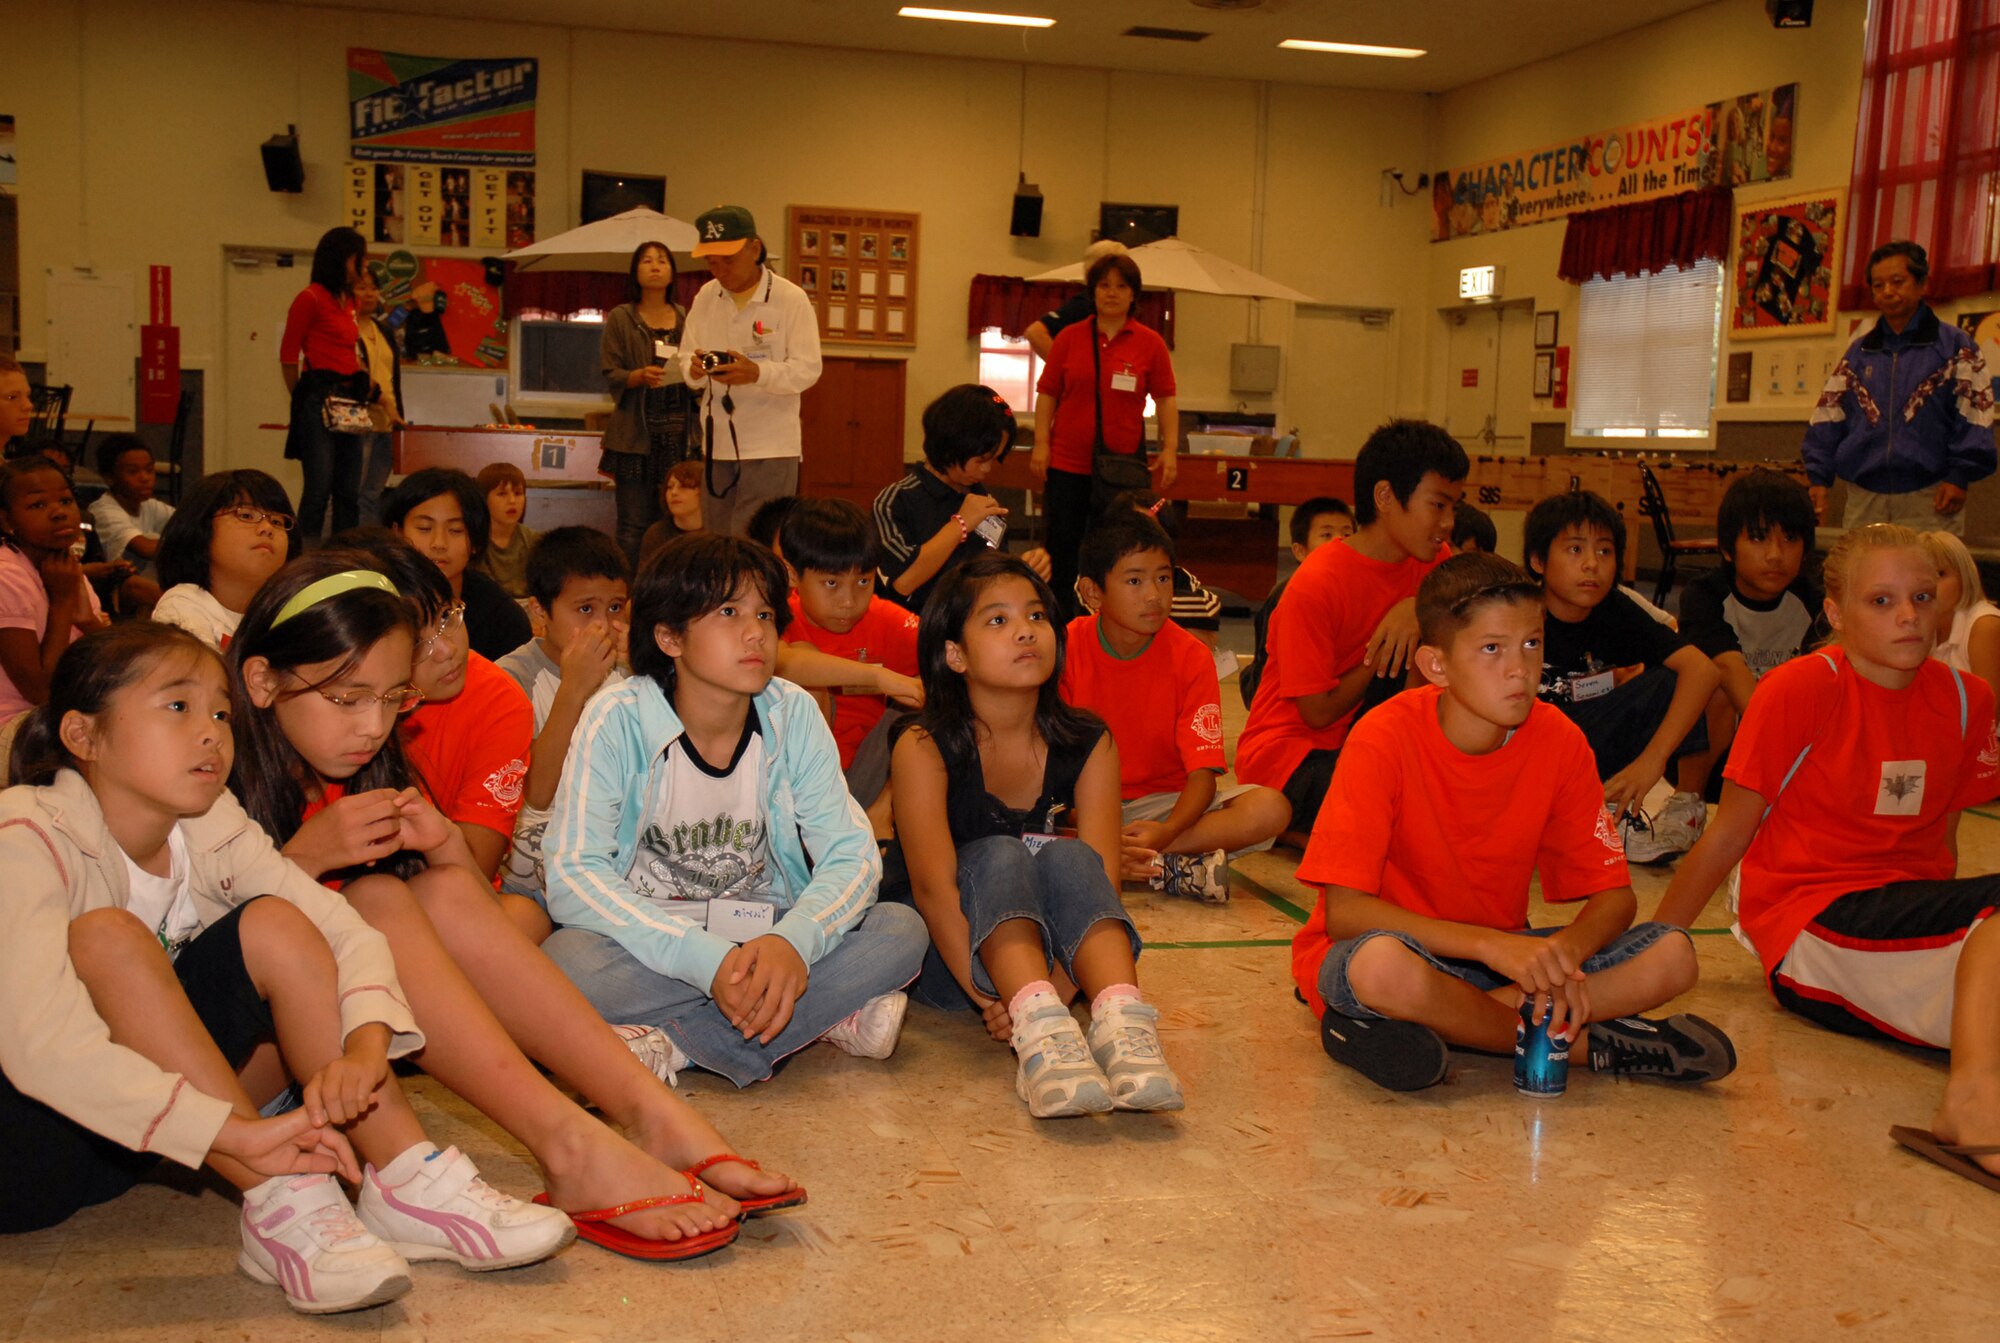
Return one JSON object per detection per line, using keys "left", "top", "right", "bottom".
{"left": 800, "top": 356, "right": 906, "bottom": 506}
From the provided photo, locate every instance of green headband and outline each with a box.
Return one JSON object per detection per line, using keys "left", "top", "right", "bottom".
{"left": 270, "top": 570, "right": 402, "bottom": 629}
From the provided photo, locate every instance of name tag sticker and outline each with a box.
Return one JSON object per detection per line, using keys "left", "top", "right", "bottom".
{"left": 1019, "top": 829, "right": 1079, "bottom": 855}
{"left": 654, "top": 339, "right": 676, "bottom": 360}
{"left": 1110, "top": 372, "right": 1139, "bottom": 392}
{"left": 707, "top": 898, "right": 777, "bottom": 943}
{"left": 1571, "top": 669, "right": 1615, "bottom": 702}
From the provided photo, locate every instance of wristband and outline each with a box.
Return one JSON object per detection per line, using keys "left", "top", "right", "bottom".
{"left": 951, "top": 513, "right": 969, "bottom": 543}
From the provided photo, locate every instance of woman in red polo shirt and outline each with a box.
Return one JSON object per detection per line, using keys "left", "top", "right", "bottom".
{"left": 280, "top": 227, "right": 371, "bottom": 544}
{"left": 1031, "top": 253, "right": 1178, "bottom": 618}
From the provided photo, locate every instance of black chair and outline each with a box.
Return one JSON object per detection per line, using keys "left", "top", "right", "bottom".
{"left": 161, "top": 389, "right": 193, "bottom": 504}
{"left": 1637, "top": 459, "right": 1720, "bottom": 604}
{"left": 28, "top": 383, "right": 70, "bottom": 441}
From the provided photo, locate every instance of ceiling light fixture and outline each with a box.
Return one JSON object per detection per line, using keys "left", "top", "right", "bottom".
{"left": 898, "top": 7, "right": 1056, "bottom": 27}
{"left": 1278, "top": 39, "right": 1426, "bottom": 58}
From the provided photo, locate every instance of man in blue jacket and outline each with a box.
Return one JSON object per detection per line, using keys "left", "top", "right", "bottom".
{"left": 1803, "top": 240, "right": 1996, "bottom": 534}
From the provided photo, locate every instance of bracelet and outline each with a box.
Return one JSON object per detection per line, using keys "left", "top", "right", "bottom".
{"left": 951, "top": 513, "right": 969, "bottom": 542}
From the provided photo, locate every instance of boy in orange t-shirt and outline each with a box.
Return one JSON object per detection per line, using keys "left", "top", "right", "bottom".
{"left": 1235, "top": 420, "right": 1468, "bottom": 846}
{"left": 1296, "top": 553, "right": 1736, "bottom": 1093}
{"left": 1060, "top": 514, "right": 1291, "bottom": 902}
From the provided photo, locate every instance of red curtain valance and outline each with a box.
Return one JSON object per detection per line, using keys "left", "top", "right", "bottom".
{"left": 503, "top": 266, "right": 708, "bottom": 319}
{"left": 966, "top": 275, "right": 1176, "bottom": 348}
{"left": 1557, "top": 187, "right": 1734, "bottom": 283}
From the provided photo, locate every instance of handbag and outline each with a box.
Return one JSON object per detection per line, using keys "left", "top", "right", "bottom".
{"left": 1087, "top": 327, "right": 1151, "bottom": 515}
{"left": 320, "top": 396, "right": 373, "bottom": 434}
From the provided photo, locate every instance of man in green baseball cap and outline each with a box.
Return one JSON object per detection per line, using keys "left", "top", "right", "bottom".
{"left": 691, "top": 205, "right": 758, "bottom": 258}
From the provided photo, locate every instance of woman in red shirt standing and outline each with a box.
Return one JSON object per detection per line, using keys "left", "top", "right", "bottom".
{"left": 281, "top": 227, "right": 371, "bottom": 544}
{"left": 1031, "top": 252, "right": 1178, "bottom": 618}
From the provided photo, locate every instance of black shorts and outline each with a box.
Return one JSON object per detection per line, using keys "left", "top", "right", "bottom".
{"left": 1282, "top": 749, "right": 1342, "bottom": 834}
{"left": 0, "top": 899, "right": 277, "bottom": 1234}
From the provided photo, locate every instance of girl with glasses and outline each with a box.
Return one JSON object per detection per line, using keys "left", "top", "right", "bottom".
{"left": 153, "top": 470, "right": 299, "bottom": 651}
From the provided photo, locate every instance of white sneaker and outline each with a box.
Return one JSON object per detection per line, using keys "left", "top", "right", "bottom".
{"left": 1619, "top": 809, "right": 1679, "bottom": 865}
{"left": 238, "top": 1174, "right": 412, "bottom": 1315}
{"left": 1086, "top": 998, "right": 1185, "bottom": 1112}
{"left": 1012, "top": 992, "right": 1114, "bottom": 1119}
{"left": 613, "top": 1022, "right": 685, "bottom": 1086}
{"left": 1653, "top": 791, "right": 1708, "bottom": 853}
{"left": 357, "top": 1143, "right": 575, "bottom": 1272}
{"left": 821, "top": 991, "right": 909, "bottom": 1059}
{"left": 1149, "top": 849, "right": 1230, "bottom": 903}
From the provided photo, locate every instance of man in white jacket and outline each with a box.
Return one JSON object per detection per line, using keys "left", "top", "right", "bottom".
{"left": 682, "top": 205, "right": 823, "bottom": 539}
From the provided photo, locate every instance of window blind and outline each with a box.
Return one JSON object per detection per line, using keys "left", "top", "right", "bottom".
{"left": 1572, "top": 260, "right": 1722, "bottom": 440}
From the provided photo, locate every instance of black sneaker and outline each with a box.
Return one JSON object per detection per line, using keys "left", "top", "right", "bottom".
{"left": 1586, "top": 1013, "right": 1737, "bottom": 1083}
{"left": 1319, "top": 1010, "right": 1449, "bottom": 1091}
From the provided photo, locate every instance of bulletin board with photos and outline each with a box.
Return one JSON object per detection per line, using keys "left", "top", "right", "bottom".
{"left": 787, "top": 206, "right": 918, "bottom": 347}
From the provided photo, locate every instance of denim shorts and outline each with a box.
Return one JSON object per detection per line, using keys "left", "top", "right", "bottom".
{"left": 1318, "top": 921, "right": 1685, "bottom": 1020}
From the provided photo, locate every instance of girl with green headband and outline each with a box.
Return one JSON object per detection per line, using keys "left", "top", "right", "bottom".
{"left": 225, "top": 552, "right": 802, "bottom": 1263}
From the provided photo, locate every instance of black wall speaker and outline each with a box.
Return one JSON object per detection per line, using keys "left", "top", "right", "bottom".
{"left": 261, "top": 125, "right": 304, "bottom": 194}
{"left": 1766, "top": 0, "right": 1813, "bottom": 27}
{"left": 1011, "top": 178, "right": 1043, "bottom": 238}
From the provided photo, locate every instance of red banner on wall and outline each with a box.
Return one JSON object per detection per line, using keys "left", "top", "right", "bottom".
{"left": 140, "top": 324, "right": 180, "bottom": 425}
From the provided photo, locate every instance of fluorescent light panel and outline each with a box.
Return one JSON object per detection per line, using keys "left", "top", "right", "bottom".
{"left": 1279, "top": 39, "right": 1426, "bottom": 58}
{"left": 899, "top": 7, "right": 1055, "bottom": 27}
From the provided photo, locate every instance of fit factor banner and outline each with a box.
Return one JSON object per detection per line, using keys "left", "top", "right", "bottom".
{"left": 348, "top": 48, "right": 538, "bottom": 167}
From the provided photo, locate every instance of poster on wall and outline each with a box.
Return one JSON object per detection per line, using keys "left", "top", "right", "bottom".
{"left": 348, "top": 49, "right": 537, "bottom": 166}
{"left": 787, "top": 205, "right": 918, "bottom": 347}
{"left": 367, "top": 251, "right": 509, "bottom": 369}
{"left": 1729, "top": 192, "right": 1840, "bottom": 338}
{"left": 1432, "top": 82, "right": 1797, "bottom": 241}
{"left": 1958, "top": 311, "right": 2000, "bottom": 371}
{"left": 346, "top": 162, "right": 530, "bottom": 249}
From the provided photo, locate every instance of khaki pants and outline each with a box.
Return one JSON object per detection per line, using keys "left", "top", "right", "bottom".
{"left": 1841, "top": 483, "right": 1966, "bottom": 536}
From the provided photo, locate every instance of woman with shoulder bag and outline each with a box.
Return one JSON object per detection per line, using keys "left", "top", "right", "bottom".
{"left": 599, "top": 241, "right": 698, "bottom": 565}
{"left": 1031, "top": 252, "right": 1178, "bottom": 618}
{"left": 280, "top": 227, "right": 372, "bottom": 545}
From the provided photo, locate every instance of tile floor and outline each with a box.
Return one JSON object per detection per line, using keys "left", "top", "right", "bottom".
{"left": 6, "top": 672, "right": 1997, "bottom": 1342}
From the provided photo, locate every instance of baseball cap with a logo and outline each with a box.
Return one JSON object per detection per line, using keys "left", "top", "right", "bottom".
{"left": 692, "top": 205, "right": 758, "bottom": 257}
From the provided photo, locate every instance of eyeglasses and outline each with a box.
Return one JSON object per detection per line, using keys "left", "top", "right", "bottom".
{"left": 288, "top": 674, "right": 424, "bottom": 716}
{"left": 415, "top": 601, "right": 468, "bottom": 661}
{"left": 216, "top": 506, "right": 296, "bottom": 532}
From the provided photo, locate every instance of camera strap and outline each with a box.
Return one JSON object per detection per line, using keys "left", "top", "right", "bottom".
{"left": 703, "top": 387, "right": 740, "bottom": 501}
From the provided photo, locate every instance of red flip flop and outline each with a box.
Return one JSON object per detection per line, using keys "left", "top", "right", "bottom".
{"left": 684, "top": 1154, "right": 809, "bottom": 1215}
{"left": 532, "top": 1188, "right": 740, "bottom": 1261}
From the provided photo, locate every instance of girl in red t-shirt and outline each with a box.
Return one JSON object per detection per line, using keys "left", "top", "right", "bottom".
{"left": 225, "top": 553, "right": 805, "bottom": 1258}
{"left": 1660, "top": 523, "right": 2000, "bottom": 1192}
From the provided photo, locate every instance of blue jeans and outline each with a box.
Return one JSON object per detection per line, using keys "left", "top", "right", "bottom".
{"left": 542, "top": 903, "right": 929, "bottom": 1087}
{"left": 903, "top": 835, "right": 1142, "bottom": 1011}
{"left": 292, "top": 406, "right": 363, "bottom": 543}
{"left": 602, "top": 449, "right": 655, "bottom": 567}
{"left": 1317, "top": 922, "right": 1685, "bottom": 1021}
{"left": 358, "top": 431, "right": 396, "bottom": 527}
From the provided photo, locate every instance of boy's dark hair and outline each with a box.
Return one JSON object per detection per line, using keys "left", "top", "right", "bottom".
{"left": 94, "top": 432, "right": 154, "bottom": 481}
{"left": 1523, "top": 490, "right": 1626, "bottom": 570}
{"left": 381, "top": 467, "right": 490, "bottom": 559}
{"left": 780, "top": 498, "right": 880, "bottom": 574}
{"left": 1103, "top": 488, "right": 1180, "bottom": 542}
{"left": 1077, "top": 513, "right": 1173, "bottom": 586}
{"left": 331, "top": 526, "right": 454, "bottom": 624}
{"left": 11, "top": 623, "right": 220, "bottom": 786}
{"left": 1351, "top": 419, "right": 1469, "bottom": 526}
{"left": 1452, "top": 500, "right": 1498, "bottom": 554}
{"left": 1716, "top": 469, "right": 1816, "bottom": 572}
{"left": 1417, "top": 552, "right": 1544, "bottom": 646}
{"left": 1866, "top": 239, "right": 1929, "bottom": 284}
{"left": 921, "top": 383, "right": 1016, "bottom": 471}
{"left": 746, "top": 495, "right": 800, "bottom": 552}
{"left": 155, "top": 470, "right": 296, "bottom": 590}
{"left": 526, "top": 525, "right": 632, "bottom": 609}
{"left": 475, "top": 461, "right": 527, "bottom": 497}
{"left": 629, "top": 533, "right": 791, "bottom": 693}
{"left": 1290, "top": 496, "right": 1351, "bottom": 546}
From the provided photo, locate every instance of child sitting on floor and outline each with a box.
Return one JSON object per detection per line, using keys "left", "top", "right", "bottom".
{"left": 1524, "top": 490, "right": 1721, "bottom": 863}
{"left": 1060, "top": 513, "right": 1290, "bottom": 902}
{"left": 541, "top": 533, "right": 929, "bottom": 1087}
{"left": 1241, "top": 496, "right": 1353, "bottom": 709}
{"left": 379, "top": 468, "right": 532, "bottom": 661}
{"left": 1083, "top": 489, "right": 1223, "bottom": 649}
{"left": 87, "top": 433, "right": 172, "bottom": 606}
{"left": 1298, "top": 552, "right": 1737, "bottom": 1093}
{"left": 1657, "top": 524, "right": 2000, "bottom": 1193}
{"left": 887, "top": 553, "right": 1184, "bottom": 1118}
{"left": 1923, "top": 529, "right": 2000, "bottom": 706}
{"left": 475, "top": 462, "right": 538, "bottom": 600}
{"left": 640, "top": 459, "right": 706, "bottom": 570}
{"left": 151, "top": 470, "right": 296, "bottom": 650}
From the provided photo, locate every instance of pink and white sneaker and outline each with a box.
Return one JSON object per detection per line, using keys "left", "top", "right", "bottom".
{"left": 357, "top": 1143, "right": 575, "bottom": 1271}
{"left": 238, "top": 1173, "right": 412, "bottom": 1315}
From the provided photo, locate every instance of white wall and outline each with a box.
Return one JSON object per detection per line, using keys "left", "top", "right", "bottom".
{"left": 1, "top": 1, "right": 1435, "bottom": 469}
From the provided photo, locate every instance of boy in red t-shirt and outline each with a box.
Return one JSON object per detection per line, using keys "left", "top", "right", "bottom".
{"left": 775, "top": 500, "right": 922, "bottom": 816}
{"left": 1659, "top": 525, "right": 2000, "bottom": 1191}
{"left": 1297, "top": 553, "right": 1736, "bottom": 1092}
{"left": 1060, "top": 515, "right": 1291, "bottom": 903}
{"left": 1236, "top": 420, "right": 1469, "bottom": 846}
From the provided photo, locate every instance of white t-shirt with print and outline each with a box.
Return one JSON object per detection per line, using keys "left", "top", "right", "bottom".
{"left": 625, "top": 713, "right": 776, "bottom": 923}
{"left": 152, "top": 584, "right": 242, "bottom": 651}
{"left": 121, "top": 826, "right": 201, "bottom": 961}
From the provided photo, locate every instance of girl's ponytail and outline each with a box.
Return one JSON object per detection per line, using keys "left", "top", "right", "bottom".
{"left": 7, "top": 704, "right": 66, "bottom": 787}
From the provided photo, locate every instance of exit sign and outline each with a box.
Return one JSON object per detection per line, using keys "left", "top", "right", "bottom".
{"left": 1459, "top": 264, "right": 1502, "bottom": 301}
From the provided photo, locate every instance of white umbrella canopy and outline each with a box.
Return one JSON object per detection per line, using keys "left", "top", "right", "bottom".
{"left": 1026, "top": 237, "right": 1317, "bottom": 303}
{"left": 504, "top": 207, "right": 700, "bottom": 271}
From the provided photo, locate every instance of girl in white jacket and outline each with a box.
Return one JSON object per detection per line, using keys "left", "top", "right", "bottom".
{"left": 0, "top": 623, "right": 570, "bottom": 1313}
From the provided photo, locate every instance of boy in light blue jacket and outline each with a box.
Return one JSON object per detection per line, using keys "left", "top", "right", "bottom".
{"left": 542, "top": 533, "right": 927, "bottom": 1086}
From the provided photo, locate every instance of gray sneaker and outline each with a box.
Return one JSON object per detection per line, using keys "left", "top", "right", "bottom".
{"left": 1012, "top": 995, "right": 1114, "bottom": 1119}
{"left": 1086, "top": 998, "right": 1185, "bottom": 1112}
{"left": 1587, "top": 1014, "right": 1737, "bottom": 1084}
{"left": 1618, "top": 809, "right": 1683, "bottom": 865}
{"left": 1150, "top": 849, "right": 1230, "bottom": 903}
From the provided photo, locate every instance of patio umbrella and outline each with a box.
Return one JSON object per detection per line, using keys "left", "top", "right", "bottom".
{"left": 504, "top": 207, "right": 700, "bottom": 271}
{"left": 1026, "top": 237, "right": 1317, "bottom": 303}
